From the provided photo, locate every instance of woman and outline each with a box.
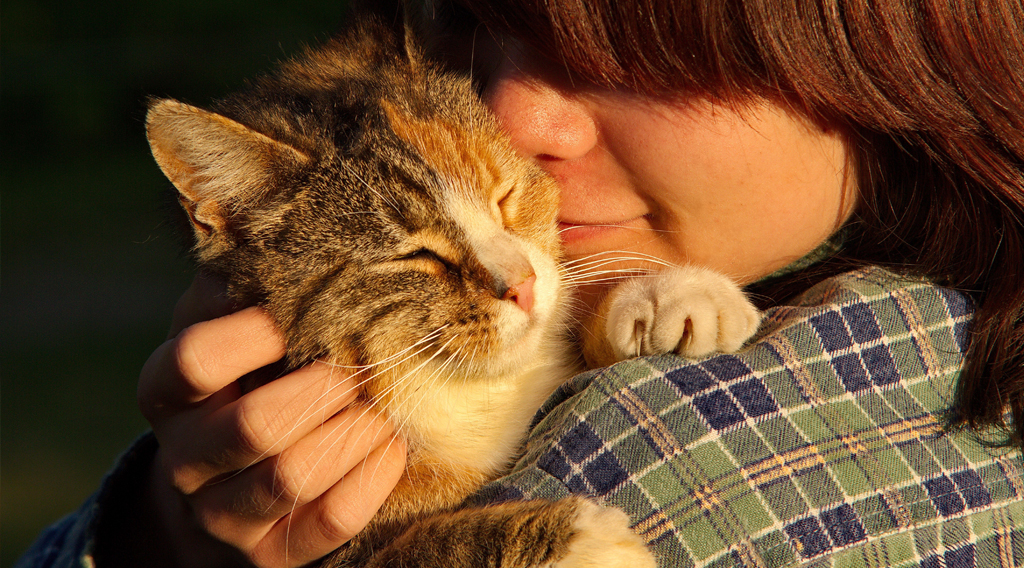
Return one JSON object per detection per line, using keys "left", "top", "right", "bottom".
{"left": 18, "top": 0, "right": 1024, "bottom": 566}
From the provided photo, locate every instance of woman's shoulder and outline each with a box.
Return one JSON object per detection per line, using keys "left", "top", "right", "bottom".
{"left": 546, "top": 266, "right": 976, "bottom": 426}
{"left": 769, "top": 265, "right": 974, "bottom": 338}
{"left": 481, "top": 267, "right": 1024, "bottom": 567}
{"left": 748, "top": 265, "right": 975, "bottom": 401}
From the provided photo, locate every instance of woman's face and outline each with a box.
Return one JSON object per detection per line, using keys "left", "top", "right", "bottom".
{"left": 480, "top": 40, "right": 856, "bottom": 298}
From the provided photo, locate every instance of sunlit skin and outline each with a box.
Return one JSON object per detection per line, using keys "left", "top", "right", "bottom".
{"left": 480, "top": 40, "right": 857, "bottom": 308}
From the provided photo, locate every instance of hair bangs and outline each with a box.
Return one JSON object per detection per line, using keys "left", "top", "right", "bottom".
{"left": 463, "top": 0, "right": 786, "bottom": 100}
{"left": 462, "top": 0, "right": 1023, "bottom": 142}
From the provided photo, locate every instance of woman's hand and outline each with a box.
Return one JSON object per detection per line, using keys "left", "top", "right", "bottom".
{"left": 136, "top": 274, "right": 407, "bottom": 568}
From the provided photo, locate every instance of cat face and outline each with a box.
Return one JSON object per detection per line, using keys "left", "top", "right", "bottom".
{"left": 146, "top": 22, "right": 565, "bottom": 389}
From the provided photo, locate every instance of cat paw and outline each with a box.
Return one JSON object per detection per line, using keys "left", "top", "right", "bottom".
{"left": 551, "top": 500, "right": 656, "bottom": 568}
{"left": 605, "top": 266, "right": 761, "bottom": 360}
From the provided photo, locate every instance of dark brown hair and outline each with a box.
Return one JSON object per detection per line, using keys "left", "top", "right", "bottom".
{"left": 381, "top": 0, "right": 1024, "bottom": 445}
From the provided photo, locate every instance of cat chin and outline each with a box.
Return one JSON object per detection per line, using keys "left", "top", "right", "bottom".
{"left": 432, "top": 332, "right": 558, "bottom": 383}
{"left": 396, "top": 340, "right": 574, "bottom": 472}
{"left": 483, "top": 300, "right": 567, "bottom": 376}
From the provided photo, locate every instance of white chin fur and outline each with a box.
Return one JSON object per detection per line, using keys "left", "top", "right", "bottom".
{"left": 484, "top": 247, "right": 563, "bottom": 372}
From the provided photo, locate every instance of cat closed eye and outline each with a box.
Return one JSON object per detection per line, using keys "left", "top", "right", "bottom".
{"left": 496, "top": 189, "right": 519, "bottom": 230}
{"left": 400, "top": 249, "right": 455, "bottom": 271}
{"left": 402, "top": 248, "right": 435, "bottom": 260}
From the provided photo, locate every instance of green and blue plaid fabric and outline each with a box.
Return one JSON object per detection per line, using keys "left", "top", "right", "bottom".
{"left": 475, "top": 267, "right": 1024, "bottom": 567}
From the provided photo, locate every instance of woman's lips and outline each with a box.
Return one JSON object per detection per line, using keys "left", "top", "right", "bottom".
{"left": 557, "top": 222, "right": 612, "bottom": 244}
{"left": 556, "top": 216, "right": 648, "bottom": 248}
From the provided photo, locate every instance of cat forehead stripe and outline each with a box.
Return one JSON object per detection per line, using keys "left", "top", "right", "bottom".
{"left": 382, "top": 99, "right": 510, "bottom": 198}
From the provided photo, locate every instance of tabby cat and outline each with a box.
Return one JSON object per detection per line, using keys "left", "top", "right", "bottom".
{"left": 145, "top": 16, "right": 759, "bottom": 568}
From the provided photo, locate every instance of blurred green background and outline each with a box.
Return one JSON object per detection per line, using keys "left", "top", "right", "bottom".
{"left": 2, "top": 1, "right": 352, "bottom": 563}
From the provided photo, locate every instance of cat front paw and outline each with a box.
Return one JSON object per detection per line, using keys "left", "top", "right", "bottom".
{"left": 604, "top": 266, "right": 761, "bottom": 361}
{"left": 551, "top": 499, "right": 656, "bottom": 568}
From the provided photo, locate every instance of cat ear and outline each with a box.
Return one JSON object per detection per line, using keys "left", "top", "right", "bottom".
{"left": 145, "top": 98, "right": 309, "bottom": 237}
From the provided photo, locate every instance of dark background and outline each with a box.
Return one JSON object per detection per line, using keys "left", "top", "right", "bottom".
{"left": 2, "top": 2, "right": 353, "bottom": 563}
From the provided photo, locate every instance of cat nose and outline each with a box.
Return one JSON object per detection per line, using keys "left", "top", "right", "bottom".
{"left": 498, "top": 273, "right": 536, "bottom": 314}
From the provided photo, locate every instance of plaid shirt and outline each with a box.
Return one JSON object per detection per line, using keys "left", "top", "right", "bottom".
{"left": 17, "top": 267, "right": 1024, "bottom": 567}
{"left": 474, "top": 266, "right": 1024, "bottom": 567}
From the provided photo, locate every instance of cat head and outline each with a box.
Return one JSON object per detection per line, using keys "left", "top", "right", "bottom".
{"left": 145, "top": 19, "right": 565, "bottom": 382}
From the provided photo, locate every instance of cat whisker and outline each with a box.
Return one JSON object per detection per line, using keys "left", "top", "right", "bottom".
{"left": 561, "top": 259, "right": 655, "bottom": 275}
{"left": 279, "top": 371, "right": 390, "bottom": 566}
{"left": 200, "top": 364, "right": 378, "bottom": 492}
{"left": 364, "top": 342, "right": 468, "bottom": 488}
{"left": 246, "top": 326, "right": 455, "bottom": 517}
{"left": 561, "top": 252, "right": 673, "bottom": 287}
{"left": 563, "top": 268, "right": 659, "bottom": 285}
{"left": 301, "top": 327, "right": 452, "bottom": 455}
{"left": 562, "top": 250, "right": 676, "bottom": 270}
{"left": 562, "top": 249, "right": 676, "bottom": 263}
{"left": 563, "top": 263, "right": 658, "bottom": 277}
{"left": 363, "top": 334, "right": 462, "bottom": 423}
{"left": 468, "top": 22, "right": 483, "bottom": 137}
{"left": 277, "top": 345, "right": 432, "bottom": 555}
{"left": 341, "top": 161, "right": 405, "bottom": 217}
{"left": 268, "top": 364, "right": 379, "bottom": 460}
{"left": 307, "top": 333, "right": 459, "bottom": 470}
{"left": 556, "top": 224, "right": 681, "bottom": 236}
{"left": 278, "top": 335, "right": 460, "bottom": 551}
{"left": 318, "top": 325, "right": 447, "bottom": 388}
{"left": 314, "top": 325, "right": 450, "bottom": 370}
{"left": 332, "top": 338, "right": 462, "bottom": 493}
{"left": 562, "top": 264, "right": 632, "bottom": 280}
{"left": 556, "top": 223, "right": 626, "bottom": 235}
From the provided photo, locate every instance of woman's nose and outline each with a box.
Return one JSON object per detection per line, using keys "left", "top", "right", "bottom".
{"left": 482, "top": 44, "right": 598, "bottom": 163}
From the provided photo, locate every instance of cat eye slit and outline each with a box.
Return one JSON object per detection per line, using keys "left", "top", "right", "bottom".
{"left": 401, "top": 249, "right": 440, "bottom": 262}
{"left": 399, "top": 249, "right": 458, "bottom": 273}
{"left": 495, "top": 187, "right": 519, "bottom": 231}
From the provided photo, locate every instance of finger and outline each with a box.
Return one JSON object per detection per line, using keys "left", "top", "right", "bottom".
{"left": 240, "top": 401, "right": 397, "bottom": 520}
{"left": 163, "top": 362, "right": 363, "bottom": 493}
{"left": 252, "top": 437, "right": 408, "bottom": 568}
{"left": 168, "top": 273, "right": 237, "bottom": 339}
{"left": 139, "top": 307, "right": 287, "bottom": 422}
{"left": 190, "top": 400, "right": 397, "bottom": 539}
